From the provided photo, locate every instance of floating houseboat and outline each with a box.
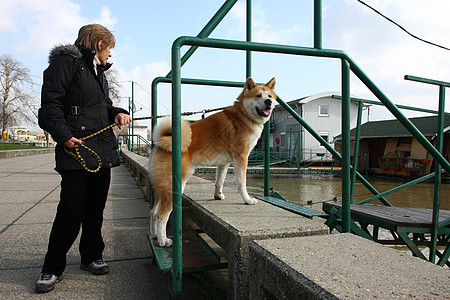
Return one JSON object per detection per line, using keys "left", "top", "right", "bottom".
{"left": 335, "top": 115, "right": 450, "bottom": 178}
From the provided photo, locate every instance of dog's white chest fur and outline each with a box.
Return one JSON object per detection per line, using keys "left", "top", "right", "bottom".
{"left": 248, "top": 126, "right": 263, "bottom": 150}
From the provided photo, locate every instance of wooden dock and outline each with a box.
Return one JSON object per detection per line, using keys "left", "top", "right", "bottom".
{"left": 323, "top": 202, "right": 450, "bottom": 267}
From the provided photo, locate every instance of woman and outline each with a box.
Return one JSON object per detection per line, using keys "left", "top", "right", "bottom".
{"left": 36, "top": 24, "right": 132, "bottom": 293}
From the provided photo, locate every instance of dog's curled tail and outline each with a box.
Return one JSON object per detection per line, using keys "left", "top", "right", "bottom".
{"left": 152, "top": 117, "right": 192, "bottom": 152}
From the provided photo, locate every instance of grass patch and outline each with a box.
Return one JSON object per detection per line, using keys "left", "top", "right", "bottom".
{"left": 0, "top": 143, "right": 46, "bottom": 151}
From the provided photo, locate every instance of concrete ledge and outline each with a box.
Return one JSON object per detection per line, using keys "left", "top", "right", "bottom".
{"left": 249, "top": 233, "right": 450, "bottom": 300}
{"left": 0, "top": 148, "right": 54, "bottom": 159}
{"left": 122, "top": 149, "right": 330, "bottom": 299}
{"left": 183, "top": 178, "right": 329, "bottom": 300}
{"left": 121, "top": 149, "right": 151, "bottom": 198}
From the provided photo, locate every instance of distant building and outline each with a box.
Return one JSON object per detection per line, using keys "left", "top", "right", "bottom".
{"left": 259, "top": 92, "right": 362, "bottom": 165}
{"left": 116, "top": 124, "right": 151, "bottom": 157}
{"left": 334, "top": 115, "right": 450, "bottom": 177}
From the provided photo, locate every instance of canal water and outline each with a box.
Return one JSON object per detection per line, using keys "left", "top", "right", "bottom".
{"left": 198, "top": 173, "right": 450, "bottom": 212}
{"left": 197, "top": 172, "right": 449, "bottom": 262}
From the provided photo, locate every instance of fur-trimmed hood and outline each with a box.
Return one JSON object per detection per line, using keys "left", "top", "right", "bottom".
{"left": 48, "top": 44, "right": 112, "bottom": 72}
{"left": 48, "top": 44, "right": 83, "bottom": 64}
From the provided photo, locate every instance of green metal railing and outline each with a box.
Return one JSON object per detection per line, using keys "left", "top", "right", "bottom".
{"left": 150, "top": 0, "right": 449, "bottom": 296}
{"left": 248, "top": 150, "right": 335, "bottom": 168}
{"left": 405, "top": 75, "right": 448, "bottom": 263}
{"left": 118, "top": 134, "right": 151, "bottom": 157}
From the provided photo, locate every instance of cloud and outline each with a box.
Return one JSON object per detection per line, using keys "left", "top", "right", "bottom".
{"left": 93, "top": 6, "right": 118, "bottom": 29}
{"left": 1, "top": 0, "right": 117, "bottom": 57}
{"left": 229, "top": 0, "right": 305, "bottom": 45}
{"left": 323, "top": 0, "right": 450, "bottom": 114}
{"left": 0, "top": 1, "right": 21, "bottom": 32}
{"left": 115, "top": 61, "right": 171, "bottom": 114}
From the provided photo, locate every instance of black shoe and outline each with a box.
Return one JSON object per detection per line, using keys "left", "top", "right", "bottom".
{"left": 35, "top": 273, "right": 63, "bottom": 293}
{"left": 80, "top": 259, "right": 109, "bottom": 275}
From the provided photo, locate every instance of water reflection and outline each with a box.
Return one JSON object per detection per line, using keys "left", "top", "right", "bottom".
{"left": 198, "top": 173, "right": 450, "bottom": 211}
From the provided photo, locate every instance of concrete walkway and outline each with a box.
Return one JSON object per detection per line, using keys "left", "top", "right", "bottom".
{"left": 0, "top": 153, "right": 201, "bottom": 299}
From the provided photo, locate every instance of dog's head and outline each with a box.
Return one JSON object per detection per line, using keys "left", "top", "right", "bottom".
{"left": 237, "top": 77, "right": 276, "bottom": 123}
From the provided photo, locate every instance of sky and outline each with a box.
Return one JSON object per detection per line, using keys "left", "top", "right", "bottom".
{"left": 1, "top": 0, "right": 450, "bottom": 130}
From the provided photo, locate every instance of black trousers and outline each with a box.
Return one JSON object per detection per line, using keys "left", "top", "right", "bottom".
{"left": 42, "top": 168, "right": 111, "bottom": 276}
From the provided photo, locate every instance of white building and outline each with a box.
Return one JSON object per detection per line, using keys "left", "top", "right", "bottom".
{"left": 265, "top": 92, "right": 362, "bottom": 163}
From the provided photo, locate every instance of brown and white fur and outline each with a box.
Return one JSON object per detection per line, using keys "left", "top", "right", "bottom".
{"left": 149, "top": 77, "right": 276, "bottom": 247}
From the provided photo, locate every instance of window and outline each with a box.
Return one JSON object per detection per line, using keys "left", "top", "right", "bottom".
{"left": 280, "top": 133, "right": 286, "bottom": 147}
{"left": 318, "top": 131, "right": 330, "bottom": 147}
{"left": 319, "top": 105, "right": 329, "bottom": 117}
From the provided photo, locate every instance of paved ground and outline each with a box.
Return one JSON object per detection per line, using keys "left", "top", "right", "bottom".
{"left": 0, "top": 152, "right": 202, "bottom": 299}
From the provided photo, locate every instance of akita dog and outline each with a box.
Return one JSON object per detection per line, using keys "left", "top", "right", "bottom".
{"left": 149, "top": 77, "right": 276, "bottom": 247}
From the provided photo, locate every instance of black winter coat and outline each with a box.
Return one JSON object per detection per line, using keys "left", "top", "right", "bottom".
{"left": 40, "top": 44, "right": 128, "bottom": 171}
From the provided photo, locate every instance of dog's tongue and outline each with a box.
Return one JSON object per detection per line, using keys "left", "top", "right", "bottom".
{"left": 262, "top": 109, "right": 271, "bottom": 116}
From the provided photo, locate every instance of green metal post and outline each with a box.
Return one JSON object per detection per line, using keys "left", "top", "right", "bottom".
{"left": 131, "top": 81, "right": 135, "bottom": 153}
{"left": 171, "top": 41, "right": 183, "bottom": 298}
{"left": 127, "top": 97, "right": 131, "bottom": 151}
{"left": 350, "top": 102, "right": 363, "bottom": 202}
{"left": 314, "top": 0, "right": 322, "bottom": 49}
{"left": 246, "top": 0, "right": 252, "bottom": 78}
{"left": 430, "top": 85, "right": 445, "bottom": 263}
{"left": 264, "top": 121, "right": 270, "bottom": 196}
{"left": 341, "top": 59, "right": 351, "bottom": 232}
{"left": 403, "top": 75, "right": 450, "bottom": 264}
{"left": 150, "top": 79, "right": 159, "bottom": 208}
{"left": 151, "top": 78, "right": 159, "bottom": 135}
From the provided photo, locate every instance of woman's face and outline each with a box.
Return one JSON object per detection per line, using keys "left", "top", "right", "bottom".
{"left": 96, "top": 41, "right": 112, "bottom": 65}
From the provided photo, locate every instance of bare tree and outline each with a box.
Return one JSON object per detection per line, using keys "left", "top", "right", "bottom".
{"left": 105, "top": 68, "right": 122, "bottom": 106}
{"left": 0, "top": 54, "right": 35, "bottom": 138}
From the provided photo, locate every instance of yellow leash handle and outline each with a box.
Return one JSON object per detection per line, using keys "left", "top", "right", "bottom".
{"left": 64, "top": 122, "right": 119, "bottom": 173}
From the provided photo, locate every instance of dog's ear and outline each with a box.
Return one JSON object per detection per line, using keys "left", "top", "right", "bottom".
{"left": 243, "top": 77, "right": 256, "bottom": 94}
{"left": 237, "top": 77, "right": 257, "bottom": 100}
{"left": 264, "top": 77, "right": 276, "bottom": 90}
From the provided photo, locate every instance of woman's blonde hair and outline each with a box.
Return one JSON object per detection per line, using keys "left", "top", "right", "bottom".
{"left": 74, "top": 24, "right": 115, "bottom": 51}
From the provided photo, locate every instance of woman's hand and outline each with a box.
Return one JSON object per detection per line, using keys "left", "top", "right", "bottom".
{"left": 64, "top": 137, "right": 84, "bottom": 148}
{"left": 115, "top": 113, "right": 132, "bottom": 129}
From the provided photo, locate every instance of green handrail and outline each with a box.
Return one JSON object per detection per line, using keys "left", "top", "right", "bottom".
{"left": 332, "top": 95, "right": 450, "bottom": 116}
{"left": 350, "top": 102, "right": 364, "bottom": 203}
{"left": 171, "top": 36, "right": 450, "bottom": 176}
{"left": 341, "top": 59, "right": 351, "bottom": 232}
{"left": 170, "top": 35, "right": 450, "bottom": 277}
{"left": 118, "top": 134, "right": 151, "bottom": 157}
{"left": 158, "top": 1, "right": 450, "bottom": 296}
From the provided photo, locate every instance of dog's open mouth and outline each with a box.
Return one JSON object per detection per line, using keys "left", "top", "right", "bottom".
{"left": 256, "top": 107, "right": 271, "bottom": 117}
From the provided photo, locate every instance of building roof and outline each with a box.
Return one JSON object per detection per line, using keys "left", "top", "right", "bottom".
{"left": 336, "top": 115, "right": 450, "bottom": 140}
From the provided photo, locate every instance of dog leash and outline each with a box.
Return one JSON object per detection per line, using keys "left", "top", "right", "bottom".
{"left": 64, "top": 106, "right": 226, "bottom": 172}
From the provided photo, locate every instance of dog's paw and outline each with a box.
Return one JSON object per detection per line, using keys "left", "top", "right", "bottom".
{"left": 214, "top": 192, "right": 225, "bottom": 200}
{"left": 158, "top": 238, "right": 173, "bottom": 247}
{"left": 244, "top": 197, "right": 258, "bottom": 205}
